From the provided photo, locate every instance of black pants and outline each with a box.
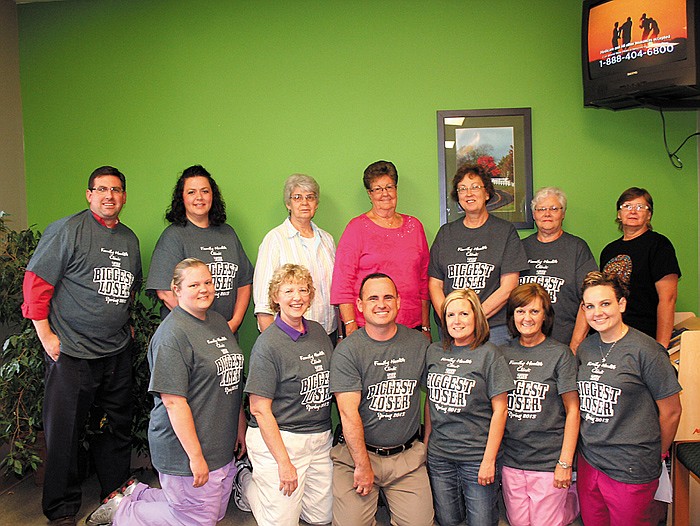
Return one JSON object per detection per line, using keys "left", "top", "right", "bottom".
{"left": 41, "top": 345, "right": 133, "bottom": 520}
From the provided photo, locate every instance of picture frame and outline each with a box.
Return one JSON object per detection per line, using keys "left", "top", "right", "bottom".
{"left": 437, "top": 108, "right": 534, "bottom": 229}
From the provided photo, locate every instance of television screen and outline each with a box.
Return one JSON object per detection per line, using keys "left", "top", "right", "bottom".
{"left": 587, "top": 0, "right": 688, "bottom": 80}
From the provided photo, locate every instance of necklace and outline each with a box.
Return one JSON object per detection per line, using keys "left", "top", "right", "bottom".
{"left": 598, "top": 326, "right": 628, "bottom": 363}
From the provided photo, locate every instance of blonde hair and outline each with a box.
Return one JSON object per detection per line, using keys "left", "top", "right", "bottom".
{"left": 268, "top": 263, "right": 315, "bottom": 314}
{"left": 171, "top": 258, "right": 209, "bottom": 293}
{"left": 440, "top": 288, "right": 490, "bottom": 350}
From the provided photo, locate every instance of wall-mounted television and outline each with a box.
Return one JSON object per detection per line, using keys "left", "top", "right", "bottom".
{"left": 582, "top": 0, "right": 700, "bottom": 110}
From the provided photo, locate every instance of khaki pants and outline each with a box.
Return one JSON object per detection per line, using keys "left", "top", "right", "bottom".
{"left": 331, "top": 441, "right": 434, "bottom": 526}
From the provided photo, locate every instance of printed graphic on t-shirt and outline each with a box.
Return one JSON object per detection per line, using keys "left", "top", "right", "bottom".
{"left": 427, "top": 356, "right": 474, "bottom": 413}
{"left": 367, "top": 357, "right": 416, "bottom": 420}
{"left": 94, "top": 248, "right": 136, "bottom": 304}
{"left": 208, "top": 335, "right": 244, "bottom": 394}
{"left": 602, "top": 254, "right": 632, "bottom": 284}
{"left": 299, "top": 350, "right": 331, "bottom": 411}
{"left": 578, "top": 378, "right": 621, "bottom": 424}
{"left": 507, "top": 357, "right": 549, "bottom": 419}
{"left": 200, "top": 245, "right": 238, "bottom": 298}
{"left": 446, "top": 246, "right": 494, "bottom": 293}
{"left": 520, "top": 258, "right": 565, "bottom": 303}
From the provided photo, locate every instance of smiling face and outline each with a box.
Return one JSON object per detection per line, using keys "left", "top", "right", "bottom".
{"left": 86, "top": 175, "right": 126, "bottom": 224}
{"left": 286, "top": 186, "right": 318, "bottom": 223}
{"left": 513, "top": 297, "right": 546, "bottom": 340}
{"left": 357, "top": 276, "right": 400, "bottom": 329}
{"left": 533, "top": 195, "right": 565, "bottom": 236}
{"left": 367, "top": 175, "right": 398, "bottom": 214}
{"left": 275, "top": 280, "right": 312, "bottom": 326}
{"left": 445, "top": 298, "right": 476, "bottom": 347}
{"left": 582, "top": 284, "right": 626, "bottom": 341}
{"left": 457, "top": 174, "right": 488, "bottom": 216}
{"left": 173, "top": 263, "right": 215, "bottom": 319}
{"left": 183, "top": 176, "right": 213, "bottom": 226}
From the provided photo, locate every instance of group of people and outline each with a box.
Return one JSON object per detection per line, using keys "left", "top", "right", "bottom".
{"left": 21, "top": 160, "right": 683, "bottom": 526}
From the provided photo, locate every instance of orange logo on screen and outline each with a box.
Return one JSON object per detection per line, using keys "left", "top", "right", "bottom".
{"left": 588, "top": 0, "right": 687, "bottom": 61}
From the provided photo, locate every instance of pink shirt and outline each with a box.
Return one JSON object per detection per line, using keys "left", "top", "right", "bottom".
{"left": 331, "top": 213, "right": 429, "bottom": 328}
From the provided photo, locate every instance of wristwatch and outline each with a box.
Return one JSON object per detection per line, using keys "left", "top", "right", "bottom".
{"left": 557, "top": 460, "right": 572, "bottom": 469}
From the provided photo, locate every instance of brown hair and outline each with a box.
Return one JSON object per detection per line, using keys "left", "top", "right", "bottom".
{"left": 450, "top": 162, "right": 495, "bottom": 205}
{"left": 581, "top": 271, "right": 629, "bottom": 301}
{"left": 506, "top": 283, "right": 554, "bottom": 338}
{"left": 615, "top": 186, "right": 653, "bottom": 231}
{"left": 440, "top": 288, "right": 490, "bottom": 350}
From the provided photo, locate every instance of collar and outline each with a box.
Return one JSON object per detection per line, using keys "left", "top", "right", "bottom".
{"left": 283, "top": 217, "right": 317, "bottom": 239}
{"left": 91, "top": 211, "right": 119, "bottom": 228}
{"left": 274, "top": 314, "right": 308, "bottom": 342}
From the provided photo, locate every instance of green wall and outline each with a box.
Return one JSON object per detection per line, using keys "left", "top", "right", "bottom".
{"left": 18, "top": 0, "right": 699, "bottom": 351}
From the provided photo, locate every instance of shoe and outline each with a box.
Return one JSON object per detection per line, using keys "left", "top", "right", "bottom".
{"left": 85, "top": 490, "right": 124, "bottom": 526}
{"left": 49, "top": 517, "right": 76, "bottom": 526}
{"left": 232, "top": 456, "right": 253, "bottom": 512}
{"left": 119, "top": 477, "right": 139, "bottom": 497}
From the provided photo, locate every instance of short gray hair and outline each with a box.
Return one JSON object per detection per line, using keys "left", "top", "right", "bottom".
{"left": 531, "top": 186, "right": 567, "bottom": 211}
{"left": 283, "top": 174, "right": 320, "bottom": 207}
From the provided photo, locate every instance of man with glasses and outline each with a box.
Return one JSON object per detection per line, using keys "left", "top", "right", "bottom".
{"left": 330, "top": 273, "right": 433, "bottom": 526}
{"left": 22, "top": 166, "right": 142, "bottom": 526}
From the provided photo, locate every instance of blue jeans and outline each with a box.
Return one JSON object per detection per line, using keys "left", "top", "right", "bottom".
{"left": 427, "top": 452, "right": 500, "bottom": 526}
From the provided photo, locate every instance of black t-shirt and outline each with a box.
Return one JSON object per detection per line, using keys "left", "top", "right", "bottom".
{"left": 600, "top": 230, "right": 681, "bottom": 338}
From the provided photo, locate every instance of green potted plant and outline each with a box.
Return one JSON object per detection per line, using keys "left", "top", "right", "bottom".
{"left": 0, "top": 212, "right": 158, "bottom": 477}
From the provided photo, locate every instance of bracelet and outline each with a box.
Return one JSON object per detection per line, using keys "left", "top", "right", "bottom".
{"left": 421, "top": 326, "right": 431, "bottom": 332}
{"left": 557, "top": 460, "right": 572, "bottom": 469}
{"left": 344, "top": 319, "right": 356, "bottom": 326}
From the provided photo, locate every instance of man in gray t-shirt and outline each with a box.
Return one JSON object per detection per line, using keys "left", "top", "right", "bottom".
{"left": 330, "top": 273, "right": 433, "bottom": 526}
{"left": 22, "top": 167, "right": 142, "bottom": 524}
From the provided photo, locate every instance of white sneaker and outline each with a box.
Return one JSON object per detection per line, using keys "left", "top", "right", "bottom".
{"left": 85, "top": 491, "right": 124, "bottom": 526}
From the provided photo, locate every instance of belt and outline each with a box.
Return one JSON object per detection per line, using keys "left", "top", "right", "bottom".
{"left": 338, "top": 430, "right": 420, "bottom": 457}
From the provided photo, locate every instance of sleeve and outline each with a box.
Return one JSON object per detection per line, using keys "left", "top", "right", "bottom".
{"left": 416, "top": 219, "right": 430, "bottom": 301}
{"left": 148, "top": 339, "right": 191, "bottom": 397}
{"left": 25, "top": 218, "right": 72, "bottom": 286}
{"left": 640, "top": 344, "right": 682, "bottom": 401}
{"left": 146, "top": 227, "right": 186, "bottom": 292}
{"left": 487, "top": 347, "right": 515, "bottom": 398}
{"left": 555, "top": 346, "right": 579, "bottom": 394}
{"left": 21, "top": 271, "right": 55, "bottom": 320}
{"left": 330, "top": 219, "right": 363, "bottom": 305}
{"left": 428, "top": 225, "right": 446, "bottom": 280}
{"left": 575, "top": 238, "right": 599, "bottom": 300}
{"left": 244, "top": 338, "right": 280, "bottom": 398}
{"left": 649, "top": 235, "right": 681, "bottom": 282}
{"left": 230, "top": 227, "right": 254, "bottom": 287}
{"left": 500, "top": 224, "right": 529, "bottom": 275}
{"left": 252, "top": 229, "right": 281, "bottom": 315}
{"left": 329, "top": 344, "right": 363, "bottom": 393}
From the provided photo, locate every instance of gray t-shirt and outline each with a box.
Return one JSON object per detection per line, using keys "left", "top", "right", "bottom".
{"left": 330, "top": 325, "right": 428, "bottom": 447}
{"left": 577, "top": 327, "right": 681, "bottom": 483}
{"left": 147, "top": 306, "right": 244, "bottom": 475}
{"left": 146, "top": 221, "right": 254, "bottom": 323}
{"left": 425, "top": 341, "right": 513, "bottom": 462}
{"left": 501, "top": 338, "right": 578, "bottom": 471}
{"left": 26, "top": 210, "right": 142, "bottom": 359}
{"left": 245, "top": 320, "right": 333, "bottom": 433}
{"left": 429, "top": 214, "right": 528, "bottom": 327}
{"left": 520, "top": 232, "right": 597, "bottom": 345}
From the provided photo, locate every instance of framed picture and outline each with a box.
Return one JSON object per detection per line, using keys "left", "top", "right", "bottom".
{"left": 437, "top": 108, "right": 533, "bottom": 229}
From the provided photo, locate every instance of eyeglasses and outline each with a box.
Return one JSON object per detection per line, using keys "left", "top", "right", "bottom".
{"left": 279, "top": 287, "right": 311, "bottom": 297}
{"left": 368, "top": 184, "right": 397, "bottom": 195}
{"left": 533, "top": 206, "right": 564, "bottom": 213}
{"left": 89, "top": 186, "right": 124, "bottom": 194}
{"left": 619, "top": 203, "right": 650, "bottom": 211}
{"left": 290, "top": 194, "right": 317, "bottom": 202}
{"left": 457, "top": 184, "right": 485, "bottom": 194}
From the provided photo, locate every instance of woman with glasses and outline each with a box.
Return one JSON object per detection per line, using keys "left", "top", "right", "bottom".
{"left": 429, "top": 163, "right": 528, "bottom": 346}
{"left": 600, "top": 187, "right": 681, "bottom": 349}
{"left": 576, "top": 271, "right": 681, "bottom": 525}
{"left": 520, "top": 187, "right": 597, "bottom": 352}
{"left": 253, "top": 174, "right": 337, "bottom": 340}
{"left": 500, "top": 283, "right": 580, "bottom": 526}
{"left": 424, "top": 288, "right": 512, "bottom": 526}
{"left": 146, "top": 165, "right": 254, "bottom": 337}
{"left": 331, "top": 160, "right": 431, "bottom": 338}
{"left": 236, "top": 264, "right": 334, "bottom": 526}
